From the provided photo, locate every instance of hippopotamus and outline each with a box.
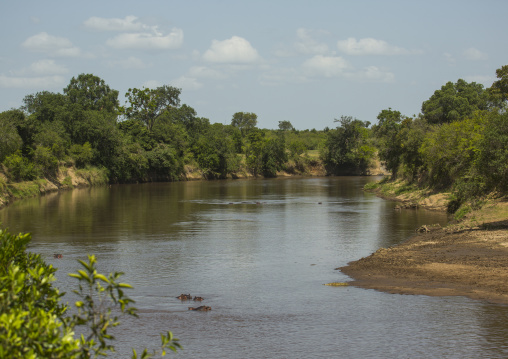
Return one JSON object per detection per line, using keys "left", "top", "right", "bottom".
{"left": 193, "top": 296, "right": 204, "bottom": 301}
{"left": 177, "top": 294, "right": 192, "bottom": 300}
{"left": 53, "top": 254, "right": 63, "bottom": 259}
{"left": 188, "top": 306, "right": 211, "bottom": 311}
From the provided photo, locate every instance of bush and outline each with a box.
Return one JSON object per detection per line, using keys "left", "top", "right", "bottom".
{"left": 69, "top": 142, "right": 93, "bottom": 168}
{"left": 3, "top": 152, "right": 38, "bottom": 181}
{"left": 0, "top": 227, "right": 182, "bottom": 358}
{"left": 34, "top": 146, "right": 59, "bottom": 176}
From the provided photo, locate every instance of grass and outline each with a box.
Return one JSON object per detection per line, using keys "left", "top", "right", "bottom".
{"left": 7, "top": 181, "right": 42, "bottom": 199}
{"left": 306, "top": 150, "right": 320, "bottom": 159}
{"left": 75, "top": 167, "right": 109, "bottom": 186}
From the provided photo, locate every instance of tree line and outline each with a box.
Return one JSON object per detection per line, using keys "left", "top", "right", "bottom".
{"left": 0, "top": 74, "right": 325, "bottom": 185}
{"left": 1, "top": 65, "right": 508, "bottom": 214}
{"left": 371, "top": 65, "right": 508, "bottom": 212}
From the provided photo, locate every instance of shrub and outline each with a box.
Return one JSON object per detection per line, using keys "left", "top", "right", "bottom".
{"left": 34, "top": 146, "right": 59, "bottom": 176}
{"left": 0, "top": 227, "right": 182, "bottom": 358}
{"left": 69, "top": 142, "right": 93, "bottom": 168}
{"left": 3, "top": 152, "right": 38, "bottom": 181}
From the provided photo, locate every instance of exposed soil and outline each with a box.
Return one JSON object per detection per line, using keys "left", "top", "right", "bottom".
{"left": 339, "top": 213, "right": 508, "bottom": 304}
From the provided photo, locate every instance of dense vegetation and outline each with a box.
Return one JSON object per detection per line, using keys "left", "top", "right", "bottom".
{"left": 371, "top": 65, "right": 508, "bottom": 213}
{"left": 1, "top": 65, "right": 507, "bottom": 213}
{"left": 0, "top": 74, "right": 326, "bottom": 188}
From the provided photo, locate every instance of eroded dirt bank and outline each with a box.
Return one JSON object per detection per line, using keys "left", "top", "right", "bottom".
{"left": 339, "top": 222, "right": 508, "bottom": 304}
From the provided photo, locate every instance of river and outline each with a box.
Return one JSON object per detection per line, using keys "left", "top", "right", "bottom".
{"left": 1, "top": 177, "right": 508, "bottom": 358}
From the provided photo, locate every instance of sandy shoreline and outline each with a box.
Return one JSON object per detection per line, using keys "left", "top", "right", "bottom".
{"left": 339, "top": 221, "right": 508, "bottom": 304}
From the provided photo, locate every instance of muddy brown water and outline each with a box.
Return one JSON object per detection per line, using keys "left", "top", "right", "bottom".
{"left": 2, "top": 177, "right": 508, "bottom": 358}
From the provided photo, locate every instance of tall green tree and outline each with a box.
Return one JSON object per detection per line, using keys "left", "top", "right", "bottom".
{"left": 231, "top": 112, "right": 258, "bottom": 136}
{"left": 421, "top": 79, "right": 488, "bottom": 124}
{"left": 0, "top": 110, "right": 23, "bottom": 161}
{"left": 63, "top": 74, "right": 120, "bottom": 113}
{"left": 488, "top": 65, "right": 508, "bottom": 108}
{"left": 278, "top": 120, "right": 294, "bottom": 131}
{"left": 372, "top": 108, "right": 405, "bottom": 176}
{"left": 321, "top": 116, "right": 374, "bottom": 175}
{"left": 124, "top": 86, "right": 181, "bottom": 132}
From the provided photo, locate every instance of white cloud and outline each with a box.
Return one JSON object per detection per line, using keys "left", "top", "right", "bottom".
{"left": 188, "top": 66, "right": 225, "bottom": 79}
{"left": 463, "top": 47, "right": 488, "bottom": 61}
{"left": 21, "top": 32, "right": 81, "bottom": 57}
{"left": 171, "top": 76, "right": 203, "bottom": 91}
{"left": 0, "top": 74, "right": 66, "bottom": 89}
{"left": 464, "top": 75, "right": 494, "bottom": 86}
{"left": 142, "top": 80, "right": 161, "bottom": 89}
{"left": 260, "top": 67, "right": 308, "bottom": 86}
{"left": 106, "top": 28, "right": 183, "bottom": 50}
{"left": 302, "top": 55, "right": 349, "bottom": 77}
{"left": 337, "top": 37, "right": 413, "bottom": 55}
{"left": 294, "top": 28, "right": 329, "bottom": 55}
{"left": 203, "top": 36, "right": 261, "bottom": 63}
{"left": 25, "top": 59, "right": 68, "bottom": 75}
{"left": 444, "top": 52, "right": 456, "bottom": 65}
{"left": 84, "top": 16, "right": 147, "bottom": 32}
{"left": 109, "top": 56, "right": 148, "bottom": 69}
{"left": 347, "top": 66, "right": 395, "bottom": 82}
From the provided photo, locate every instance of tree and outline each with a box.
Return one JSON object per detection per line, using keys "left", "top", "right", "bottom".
{"left": 488, "top": 65, "right": 508, "bottom": 108}
{"left": 421, "top": 79, "right": 488, "bottom": 124}
{"left": 321, "top": 116, "right": 375, "bottom": 175}
{"left": 420, "top": 115, "right": 484, "bottom": 188}
{"left": 63, "top": 74, "right": 120, "bottom": 113}
{"left": 372, "top": 108, "right": 404, "bottom": 176}
{"left": 125, "top": 86, "right": 181, "bottom": 132}
{"left": 278, "top": 120, "right": 294, "bottom": 131}
{"left": 231, "top": 112, "right": 257, "bottom": 136}
{"left": 0, "top": 110, "right": 23, "bottom": 161}
{"left": 192, "top": 124, "right": 238, "bottom": 179}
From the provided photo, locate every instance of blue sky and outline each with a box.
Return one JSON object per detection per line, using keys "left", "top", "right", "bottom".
{"left": 1, "top": 0, "right": 506, "bottom": 129}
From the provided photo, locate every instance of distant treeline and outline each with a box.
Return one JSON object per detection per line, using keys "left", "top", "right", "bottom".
{"left": 1, "top": 65, "right": 507, "bottom": 212}
{"left": 0, "top": 74, "right": 325, "bottom": 184}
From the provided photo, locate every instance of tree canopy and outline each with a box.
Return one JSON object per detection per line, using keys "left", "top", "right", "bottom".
{"left": 124, "top": 86, "right": 181, "bottom": 132}
{"left": 421, "top": 79, "right": 488, "bottom": 124}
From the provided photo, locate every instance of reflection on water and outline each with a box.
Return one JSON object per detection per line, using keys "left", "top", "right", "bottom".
{"left": 2, "top": 177, "right": 508, "bottom": 358}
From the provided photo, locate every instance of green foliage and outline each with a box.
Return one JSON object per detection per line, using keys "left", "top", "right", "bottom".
{"left": 3, "top": 152, "right": 38, "bottom": 181}
{"left": 371, "top": 108, "right": 404, "bottom": 176}
{"left": 125, "top": 86, "right": 181, "bottom": 132}
{"left": 488, "top": 65, "right": 508, "bottom": 108}
{"left": 0, "top": 228, "right": 182, "bottom": 358}
{"left": 69, "top": 142, "right": 93, "bottom": 168}
{"left": 0, "top": 111, "right": 23, "bottom": 162}
{"left": 231, "top": 112, "right": 258, "bottom": 137}
{"left": 22, "top": 91, "right": 68, "bottom": 122}
{"left": 63, "top": 73, "right": 120, "bottom": 113}
{"left": 421, "top": 79, "right": 488, "bottom": 124}
{"left": 192, "top": 124, "right": 238, "bottom": 179}
{"left": 146, "top": 143, "right": 184, "bottom": 180}
{"left": 119, "top": 118, "right": 156, "bottom": 151}
{"left": 33, "top": 121, "right": 70, "bottom": 160}
{"left": 419, "top": 115, "right": 484, "bottom": 188}
{"left": 321, "top": 116, "right": 375, "bottom": 175}
{"left": 33, "top": 146, "right": 59, "bottom": 177}
{"left": 474, "top": 110, "right": 508, "bottom": 192}
{"left": 278, "top": 120, "right": 294, "bottom": 131}
{"left": 0, "top": 229, "right": 79, "bottom": 358}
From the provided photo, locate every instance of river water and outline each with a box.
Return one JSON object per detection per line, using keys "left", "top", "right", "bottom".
{"left": 2, "top": 177, "right": 508, "bottom": 358}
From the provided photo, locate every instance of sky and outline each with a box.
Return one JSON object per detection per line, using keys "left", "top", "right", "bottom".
{"left": 1, "top": 0, "right": 507, "bottom": 130}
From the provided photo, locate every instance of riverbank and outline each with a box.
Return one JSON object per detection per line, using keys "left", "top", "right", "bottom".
{"left": 0, "top": 160, "right": 330, "bottom": 210}
{"left": 340, "top": 183, "right": 508, "bottom": 304}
